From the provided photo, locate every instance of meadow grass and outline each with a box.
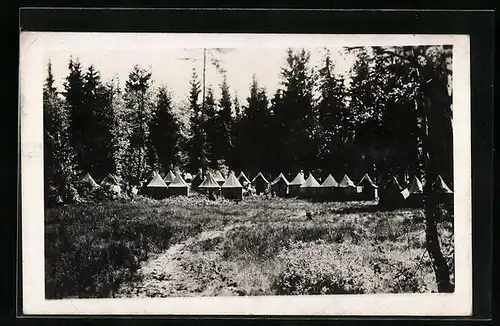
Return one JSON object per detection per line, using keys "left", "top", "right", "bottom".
{"left": 45, "top": 195, "right": 453, "bottom": 298}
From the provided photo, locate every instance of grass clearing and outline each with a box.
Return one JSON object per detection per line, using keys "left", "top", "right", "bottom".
{"left": 45, "top": 195, "right": 453, "bottom": 298}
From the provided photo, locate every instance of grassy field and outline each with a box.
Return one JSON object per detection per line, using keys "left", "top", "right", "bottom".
{"left": 45, "top": 194, "right": 454, "bottom": 299}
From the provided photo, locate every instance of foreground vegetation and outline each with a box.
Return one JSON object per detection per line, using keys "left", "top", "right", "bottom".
{"left": 45, "top": 195, "right": 454, "bottom": 299}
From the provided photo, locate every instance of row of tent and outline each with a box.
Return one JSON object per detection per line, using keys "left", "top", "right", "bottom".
{"left": 80, "top": 172, "right": 122, "bottom": 194}
{"left": 78, "top": 169, "right": 453, "bottom": 204}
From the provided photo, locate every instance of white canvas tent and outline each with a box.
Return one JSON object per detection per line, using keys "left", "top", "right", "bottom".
{"left": 167, "top": 173, "right": 189, "bottom": 197}
{"left": 300, "top": 173, "right": 321, "bottom": 198}
{"left": 144, "top": 172, "right": 168, "bottom": 199}
{"left": 357, "top": 173, "right": 378, "bottom": 200}
{"left": 252, "top": 172, "right": 270, "bottom": 195}
{"left": 270, "top": 172, "right": 290, "bottom": 197}
{"left": 289, "top": 171, "right": 305, "bottom": 196}
{"left": 221, "top": 172, "right": 243, "bottom": 200}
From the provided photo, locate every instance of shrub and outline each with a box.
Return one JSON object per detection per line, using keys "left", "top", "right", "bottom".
{"left": 271, "top": 242, "right": 372, "bottom": 295}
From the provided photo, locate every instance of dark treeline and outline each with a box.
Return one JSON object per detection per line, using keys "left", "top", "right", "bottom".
{"left": 44, "top": 46, "right": 453, "bottom": 204}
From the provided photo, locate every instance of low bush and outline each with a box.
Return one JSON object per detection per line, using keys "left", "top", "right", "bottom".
{"left": 270, "top": 241, "right": 436, "bottom": 295}
{"left": 271, "top": 242, "right": 372, "bottom": 295}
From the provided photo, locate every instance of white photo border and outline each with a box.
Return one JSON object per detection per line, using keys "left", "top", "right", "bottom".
{"left": 19, "top": 33, "right": 471, "bottom": 316}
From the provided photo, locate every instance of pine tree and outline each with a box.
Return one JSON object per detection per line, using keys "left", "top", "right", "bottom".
{"left": 316, "top": 50, "right": 349, "bottom": 174}
{"left": 82, "top": 65, "right": 116, "bottom": 180}
{"left": 276, "top": 48, "right": 316, "bottom": 173}
{"left": 123, "top": 65, "right": 153, "bottom": 184}
{"left": 204, "top": 87, "right": 219, "bottom": 168}
{"left": 216, "top": 76, "right": 234, "bottom": 167}
{"left": 240, "top": 75, "right": 270, "bottom": 175}
{"left": 150, "top": 86, "right": 183, "bottom": 173}
{"left": 63, "top": 57, "right": 86, "bottom": 171}
{"left": 187, "top": 69, "right": 208, "bottom": 172}
{"left": 44, "top": 61, "right": 78, "bottom": 205}
{"left": 231, "top": 93, "right": 244, "bottom": 172}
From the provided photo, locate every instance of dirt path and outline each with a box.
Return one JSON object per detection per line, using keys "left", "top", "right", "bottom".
{"left": 116, "top": 224, "right": 237, "bottom": 298}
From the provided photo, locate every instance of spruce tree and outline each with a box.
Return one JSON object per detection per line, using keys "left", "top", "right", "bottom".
{"left": 216, "top": 76, "right": 234, "bottom": 168}
{"left": 203, "top": 87, "right": 219, "bottom": 169}
{"left": 187, "top": 68, "right": 208, "bottom": 172}
{"left": 276, "top": 48, "right": 316, "bottom": 173}
{"left": 44, "top": 61, "right": 78, "bottom": 205}
{"left": 150, "top": 86, "right": 183, "bottom": 173}
{"left": 316, "top": 50, "right": 350, "bottom": 175}
{"left": 123, "top": 65, "right": 153, "bottom": 184}
{"left": 82, "top": 65, "right": 116, "bottom": 180}
{"left": 63, "top": 57, "right": 86, "bottom": 171}
{"left": 240, "top": 75, "right": 270, "bottom": 175}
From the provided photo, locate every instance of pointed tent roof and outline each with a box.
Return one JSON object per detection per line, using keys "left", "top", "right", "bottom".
{"left": 434, "top": 175, "right": 453, "bottom": 193}
{"left": 321, "top": 174, "right": 339, "bottom": 187}
{"left": 81, "top": 173, "right": 99, "bottom": 187}
{"left": 169, "top": 173, "right": 189, "bottom": 187}
{"left": 408, "top": 175, "right": 424, "bottom": 193}
{"left": 199, "top": 173, "right": 221, "bottom": 188}
{"left": 222, "top": 172, "right": 243, "bottom": 188}
{"left": 338, "top": 174, "right": 355, "bottom": 187}
{"left": 164, "top": 170, "right": 176, "bottom": 183}
{"left": 385, "top": 176, "right": 402, "bottom": 190}
{"left": 271, "top": 173, "right": 290, "bottom": 185}
{"left": 148, "top": 171, "right": 157, "bottom": 181}
{"left": 146, "top": 172, "right": 168, "bottom": 187}
{"left": 301, "top": 173, "right": 321, "bottom": 188}
{"left": 101, "top": 173, "right": 120, "bottom": 185}
{"left": 252, "top": 172, "right": 269, "bottom": 184}
{"left": 212, "top": 170, "right": 225, "bottom": 182}
{"left": 238, "top": 171, "right": 250, "bottom": 184}
{"left": 290, "top": 172, "right": 305, "bottom": 186}
{"left": 358, "top": 173, "right": 377, "bottom": 188}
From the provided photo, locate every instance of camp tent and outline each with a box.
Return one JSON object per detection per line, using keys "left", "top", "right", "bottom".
{"left": 191, "top": 170, "right": 204, "bottom": 189}
{"left": 238, "top": 171, "right": 251, "bottom": 188}
{"left": 379, "top": 176, "right": 408, "bottom": 208}
{"left": 320, "top": 174, "right": 339, "bottom": 201}
{"left": 407, "top": 175, "right": 424, "bottom": 207}
{"left": 300, "top": 173, "right": 321, "bottom": 198}
{"left": 433, "top": 175, "right": 453, "bottom": 205}
{"left": 163, "top": 170, "right": 176, "bottom": 185}
{"left": 81, "top": 173, "right": 99, "bottom": 188}
{"left": 167, "top": 173, "right": 190, "bottom": 197}
{"left": 270, "top": 173, "right": 290, "bottom": 197}
{"left": 143, "top": 172, "right": 168, "bottom": 199}
{"left": 100, "top": 173, "right": 121, "bottom": 195}
{"left": 221, "top": 172, "right": 243, "bottom": 200}
{"left": 434, "top": 175, "right": 453, "bottom": 193}
{"left": 144, "top": 171, "right": 158, "bottom": 184}
{"left": 408, "top": 175, "right": 424, "bottom": 194}
{"left": 101, "top": 173, "right": 120, "bottom": 186}
{"left": 212, "top": 170, "right": 226, "bottom": 186}
{"left": 289, "top": 171, "right": 305, "bottom": 197}
{"left": 77, "top": 172, "right": 100, "bottom": 198}
{"left": 357, "top": 173, "right": 378, "bottom": 201}
{"left": 338, "top": 174, "right": 357, "bottom": 200}
{"left": 252, "top": 172, "right": 270, "bottom": 195}
{"left": 198, "top": 173, "right": 222, "bottom": 197}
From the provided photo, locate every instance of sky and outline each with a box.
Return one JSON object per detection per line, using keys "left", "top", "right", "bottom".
{"left": 40, "top": 32, "right": 456, "bottom": 109}
{"left": 47, "top": 46, "right": 357, "bottom": 108}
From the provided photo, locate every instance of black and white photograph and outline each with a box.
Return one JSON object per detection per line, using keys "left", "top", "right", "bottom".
{"left": 20, "top": 32, "right": 472, "bottom": 315}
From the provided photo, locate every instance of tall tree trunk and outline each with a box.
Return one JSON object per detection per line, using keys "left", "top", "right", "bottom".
{"left": 419, "top": 96, "right": 454, "bottom": 293}
{"left": 137, "top": 90, "right": 144, "bottom": 180}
